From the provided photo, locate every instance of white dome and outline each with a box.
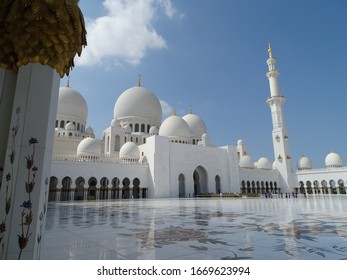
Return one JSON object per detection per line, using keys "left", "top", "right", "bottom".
{"left": 202, "top": 133, "right": 208, "bottom": 141}
{"left": 149, "top": 126, "right": 159, "bottom": 135}
{"left": 182, "top": 113, "right": 207, "bottom": 138}
{"left": 325, "top": 152, "right": 343, "bottom": 168}
{"left": 85, "top": 127, "right": 94, "bottom": 136}
{"left": 65, "top": 122, "right": 75, "bottom": 130}
{"left": 119, "top": 142, "right": 140, "bottom": 160}
{"left": 237, "top": 139, "right": 244, "bottom": 146}
{"left": 77, "top": 137, "right": 101, "bottom": 157}
{"left": 257, "top": 157, "right": 271, "bottom": 170}
{"left": 57, "top": 86, "right": 88, "bottom": 121}
{"left": 239, "top": 155, "right": 254, "bottom": 169}
{"left": 297, "top": 155, "right": 312, "bottom": 170}
{"left": 159, "top": 115, "right": 191, "bottom": 139}
{"left": 114, "top": 86, "right": 162, "bottom": 122}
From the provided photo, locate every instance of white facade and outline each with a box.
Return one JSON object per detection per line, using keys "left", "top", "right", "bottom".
{"left": 48, "top": 49, "right": 347, "bottom": 201}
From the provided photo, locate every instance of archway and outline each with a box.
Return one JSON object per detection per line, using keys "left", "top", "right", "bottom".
{"left": 178, "top": 174, "right": 185, "bottom": 197}
{"left": 100, "top": 177, "right": 109, "bottom": 200}
{"left": 321, "top": 180, "right": 328, "bottom": 194}
{"left": 338, "top": 179, "right": 345, "bottom": 194}
{"left": 215, "top": 175, "right": 221, "bottom": 194}
{"left": 313, "top": 180, "right": 319, "bottom": 194}
{"left": 193, "top": 166, "right": 208, "bottom": 196}
{"left": 133, "top": 178, "right": 140, "bottom": 199}
{"left": 115, "top": 135, "right": 120, "bottom": 151}
{"left": 75, "top": 176, "right": 85, "bottom": 200}
{"left": 61, "top": 176, "right": 72, "bottom": 201}
{"left": 122, "top": 177, "right": 130, "bottom": 199}
{"left": 88, "top": 177, "right": 97, "bottom": 200}
{"left": 111, "top": 177, "right": 120, "bottom": 199}
{"left": 306, "top": 181, "right": 312, "bottom": 194}
{"left": 329, "top": 180, "right": 337, "bottom": 194}
{"left": 299, "top": 181, "right": 305, "bottom": 194}
{"left": 49, "top": 176, "right": 58, "bottom": 201}
{"left": 241, "top": 180, "right": 246, "bottom": 194}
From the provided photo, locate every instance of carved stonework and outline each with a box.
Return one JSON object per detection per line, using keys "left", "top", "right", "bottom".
{"left": 0, "top": 0, "right": 87, "bottom": 77}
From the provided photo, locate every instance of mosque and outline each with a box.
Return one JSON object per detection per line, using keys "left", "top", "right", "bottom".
{"left": 48, "top": 47, "right": 347, "bottom": 201}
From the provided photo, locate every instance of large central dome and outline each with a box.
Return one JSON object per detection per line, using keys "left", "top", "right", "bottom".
{"left": 114, "top": 86, "right": 162, "bottom": 123}
{"left": 57, "top": 86, "right": 88, "bottom": 122}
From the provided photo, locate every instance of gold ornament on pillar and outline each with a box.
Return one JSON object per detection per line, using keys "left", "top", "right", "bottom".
{"left": 0, "top": 0, "right": 87, "bottom": 77}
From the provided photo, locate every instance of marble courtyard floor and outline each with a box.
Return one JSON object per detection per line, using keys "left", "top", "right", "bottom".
{"left": 40, "top": 196, "right": 347, "bottom": 260}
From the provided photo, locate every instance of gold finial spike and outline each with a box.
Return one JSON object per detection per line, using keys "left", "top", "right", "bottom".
{"left": 66, "top": 76, "right": 70, "bottom": 87}
{"left": 137, "top": 74, "right": 141, "bottom": 87}
{"left": 268, "top": 42, "right": 273, "bottom": 57}
{"left": 189, "top": 106, "right": 192, "bottom": 114}
{"left": 172, "top": 108, "right": 177, "bottom": 116}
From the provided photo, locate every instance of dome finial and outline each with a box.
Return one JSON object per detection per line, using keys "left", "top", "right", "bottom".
{"left": 268, "top": 42, "right": 273, "bottom": 58}
{"left": 189, "top": 105, "right": 192, "bottom": 114}
{"left": 137, "top": 74, "right": 141, "bottom": 87}
{"left": 172, "top": 108, "right": 177, "bottom": 116}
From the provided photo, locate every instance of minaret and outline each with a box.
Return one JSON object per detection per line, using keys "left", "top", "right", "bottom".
{"left": 266, "top": 44, "right": 292, "bottom": 192}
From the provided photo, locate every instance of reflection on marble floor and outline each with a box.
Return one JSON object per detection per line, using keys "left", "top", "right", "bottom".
{"left": 40, "top": 196, "right": 347, "bottom": 260}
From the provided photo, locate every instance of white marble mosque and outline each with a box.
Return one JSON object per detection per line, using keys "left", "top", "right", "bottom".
{"left": 49, "top": 46, "right": 347, "bottom": 202}
{"left": 2, "top": 2, "right": 347, "bottom": 261}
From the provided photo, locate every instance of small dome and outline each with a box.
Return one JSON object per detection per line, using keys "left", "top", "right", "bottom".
{"left": 239, "top": 155, "right": 254, "bottom": 169}
{"left": 119, "top": 142, "right": 140, "bottom": 160}
{"left": 237, "top": 139, "right": 244, "bottom": 146}
{"left": 65, "top": 122, "right": 75, "bottom": 130}
{"left": 85, "top": 127, "right": 94, "bottom": 137}
{"left": 202, "top": 133, "right": 208, "bottom": 141}
{"left": 257, "top": 157, "right": 271, "bottom": 170}
{"left": 297, "top": 155, "right": 312, "bottom": 170}
{"left": 325, "top": 152, "right": 343, "bottom": 168}
{"left": 159, "top": 115, "right": 191, "bottom": 140}
{"left": 149, "top": 126, "right": 159, "bottom": 135}
{"left": 57, "top": 86, "right": 88, "bottom": 121}
{"left": 77, "top": 137, "right": 101, "bottom": 157}
{"left": 114, "top": 86, "right": 162, "bottom": 122}
{"left": 182, "top": 113, "right": 207, "bottom": 138}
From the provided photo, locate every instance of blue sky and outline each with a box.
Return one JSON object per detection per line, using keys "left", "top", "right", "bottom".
{"left": 62, "top": 0, "right": 347, "bottom": 169}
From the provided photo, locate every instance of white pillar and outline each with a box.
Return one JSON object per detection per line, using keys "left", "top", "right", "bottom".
{"left": 56, "top": 189, "right": 61, "bottom": 202}
{"left": 0, "top": 70, "right": 17, "bottom": 180}
{"left": 0, "top": 63, "right": 60, "bottom": 259}
{"left": 83, "top": 188, "right": 88, "bottom": 200}
{"left": 70, "top": 188, "right": 75, "bottom": 201}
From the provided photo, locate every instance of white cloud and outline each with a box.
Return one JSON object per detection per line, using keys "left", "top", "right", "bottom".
{"left": 160, "top": 99, "right": 173, "bottom": 119}
{"left": 76, "top": 0, "right": 180, "bottom": 67}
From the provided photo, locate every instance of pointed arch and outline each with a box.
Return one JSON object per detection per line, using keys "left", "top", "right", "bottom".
{"left": 193, "top": 166, "right": 208, "bottom": 196}
{"left": 75, "top": 176, "right": 85, "bottom": 200}
{"left": 215, "top": 175, "right": 221, "bottom": 194}
{"left": 122, "top": 177, "right": 130, "bottom": 199}
{"left": 133, "top": 178, "right": 140, "bottom": 199}
{"left": 178, "top": 174, "right": 185, "bottom": 197}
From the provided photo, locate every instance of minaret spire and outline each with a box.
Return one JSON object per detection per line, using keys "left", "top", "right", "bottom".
{"left": 266, "top": 44, "right": 292, "bottom": 192}
{"left": 268, "top": 42, "right": 273, "bottom": 58}
{"left": 266, "top": 44, "right": 280, "bottom": 97}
